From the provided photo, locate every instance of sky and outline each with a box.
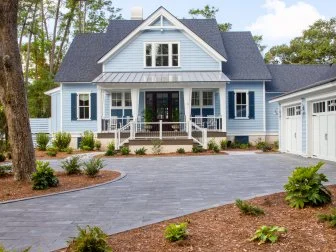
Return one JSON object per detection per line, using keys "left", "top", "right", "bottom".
{"left": 113, "top": 0, "right": 336, "bottom": 49}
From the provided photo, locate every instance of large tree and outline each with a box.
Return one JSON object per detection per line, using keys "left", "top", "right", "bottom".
{"left": 265, "top": 18, "right": 336, "bottom": 64}
{"left": 0, "top": 0, "right": 36, "bottom": 181}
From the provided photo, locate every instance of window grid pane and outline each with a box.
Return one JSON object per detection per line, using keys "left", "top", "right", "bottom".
{"left": 202, "top": 92, "right": 213, "bottom": 106}
{"left": 235, "top": 92, "right": 247, "bottom": 118}
{"left": 191, "top": 92, "right": 200, "bottom": 106}
{"left": 78, "top": 94, "right": 90, "bottom": 119}
{"left": 125, "top": 92, "right": 132, "bottom": 107}
{"left": 112, "top": 92, "right": 122, "bottom": 107}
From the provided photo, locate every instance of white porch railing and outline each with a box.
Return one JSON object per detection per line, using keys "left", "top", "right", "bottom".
{"left": 190, "top": 116, "right": 223, "bottom": 131}
{"left": 189, "top": 121, "right": 207, "bottom": 148}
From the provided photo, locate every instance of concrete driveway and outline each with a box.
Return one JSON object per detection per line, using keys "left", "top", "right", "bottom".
{"left": 0, "top": 153, "right": 335, "bottom": 251}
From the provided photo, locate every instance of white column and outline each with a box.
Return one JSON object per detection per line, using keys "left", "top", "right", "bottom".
{"left": 97, "top": 86, "right": 102, "bottom": 133}
{"left": 219, "top": 85, "right": 227, "bottom": 132}
{"left": 183, "top": 87, "right": 192, "bottom": 122}
{"left": 131, "top": 88, "right": 140, "bottom": 122}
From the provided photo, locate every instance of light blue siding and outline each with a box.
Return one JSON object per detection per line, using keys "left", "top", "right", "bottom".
{"left": 227, "top": 82, "right": 264, "bottom": 135}
{"left": 104, "top": 92, "right": 111, "bottom": 118}
{"left": 30, "top": 118, "right": 50, "bottom": 134}
{"left": 104, "top": 30, "right": 220, "bottom": 72}
{"left": 51, "top": 92, "right": 61, "bottom": 133}
{"left": 266, "top": 93, "right": 281, "bottom": 133}
{"left": 62, "top": 83, "right": 97, "bottom": 133}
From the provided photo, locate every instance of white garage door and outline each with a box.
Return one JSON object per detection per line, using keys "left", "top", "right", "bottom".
{"left": 312, "top": 99, "right": 336, "bottom": 161}
{"left": 284, "top": 105, "right": 302, "bottom": 154}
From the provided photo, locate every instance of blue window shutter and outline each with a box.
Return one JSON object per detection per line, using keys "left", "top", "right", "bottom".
{"left": 228, "top": 91, "right": 235, "bottom": 119}
{"left": 249, "top": 91, "right": 255, "bottom": 119}
{"left": 91, "top": 93, "right": 97, "bottom": 120}
{"left": 71, "top": 93, "right": 77, "bottom": 120}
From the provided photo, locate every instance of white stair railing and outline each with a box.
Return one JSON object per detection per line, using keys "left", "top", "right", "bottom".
{"left": 115, "top": 120, "right": 134, "bottom": 150}
{"left": 189, "top": 120, "right": 208, "bottom": 149}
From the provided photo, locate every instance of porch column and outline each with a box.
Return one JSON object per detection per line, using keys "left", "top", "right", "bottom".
{"left": 219, "top": 85, "right": 227, "bottom": 132}
{"left": 183, "top": 87, "right": 192, "bottom": 122}
{"left": 97, "top": 85, "right": 102, "bottom": 133}
{"left": 131, "top": 88, "right": 140, "bottom": 122}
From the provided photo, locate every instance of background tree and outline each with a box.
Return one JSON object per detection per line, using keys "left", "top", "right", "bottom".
{"left": 253, "top": 35, "right": 267, "bottom": 54}
{"left": 265, "top": 18, "right": 336, "bottom": 64}
{"left": 0, "top": 0, "right": 36, "bottom": 180}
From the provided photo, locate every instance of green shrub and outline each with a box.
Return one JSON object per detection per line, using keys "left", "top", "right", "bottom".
{"left": 192, "top": 145, "right": 203, "bottom": 153}
{"left": 79, "top": 131, "right": 95, "bottom": 151}
{"left": 240, "top": 143, "right": 250, "bottom": 149}
{"left": 212, "top": 144, "right": 220, "bottom": 153}
{"left": 152, "top": 140, "right": 162, "bottom": 155}
{"left": 250, "top": 225, "right": 287, "bottom": 245}
{"left": 0, "top": 153, "right": 5, "bottom": 162}
{"left": 67, "top": 225, "right": 112, "bottom": 252}
{"left": 262, "top": 144, "right": 273, "bottom": 152}
{"left": 52, "top": 132, "right": 71, "bottom": 151}
{"left": 0, "top": 245, "right": 30, "bottom": 252}
{"left": 274, "top": 140, "right": 279, "bottom": 149}
{"left": 255, "top": 138, "right": 267, "bottom": 150}
{"left": 207, "top": 138, "right": 216, "bottom": 150}
{"left": 65, "top": 147, "right": 74, "bottom": 154}
{"left": 46, "top": 147, "right": 58, "bottom": 157}
{"left": 61, "top": 156, "right": 82, "bottom": 175}
{"left": 318, "top": 208, "right": 336, "bottom": 227}
{"left": 31, "top": 161, "right": 59, "bottom": 190}
{"left": 220, "top": 139, "right": 228, "bottom": 150}
{"left": 81, "top": 146, "right": 92, "bottom": 151}
{"left": 230, "top": 142, "right": 241, "bottom": 149}
{"left": 83, "top": 158, "right": 104, "bottom": 177}
{"left": 94, "top": 140, "right": 102, "bottom": 151}
{"left": 135, "top": 147, "right": 146, "bottom": 155}
{"left": 284, "top": 162, "right": 331, "bottom": 208}
{"left": 235, "top": 199, "right": 265, "bottom": 216}
{"left": 105, "top": 142, "right": 115, "bottom": 156}
{"left": 36, "top": 133, "right": 50, "bottom": 151}
{"left": 164, "top": 222, "right": 188, "bottom": 242}
{"left": 0, "top": 165, "right": 12, "bottom": 177}
{"left": 176, "top": 148, "right": 185, "bottom": 154}
{"left": 120, "top": 146, "right": 130, "bottom": 155}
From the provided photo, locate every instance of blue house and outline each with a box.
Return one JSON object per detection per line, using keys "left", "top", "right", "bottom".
{"left": 46, "top": 6, "right": 334, "bottom": 153}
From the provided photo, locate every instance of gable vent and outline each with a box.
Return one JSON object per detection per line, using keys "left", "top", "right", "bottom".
{"left": 131, "top": 7, "right": 143, "bottom": 20}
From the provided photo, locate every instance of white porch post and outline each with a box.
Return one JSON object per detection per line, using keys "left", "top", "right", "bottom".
{"left": 131, "top": 88, "right": 140, "bottom": 122}
{"left": 219, "top": 85, "right": 227, "bottom": 132}
{"left": 97, "top": 85, "right": 102, "bottom": 133}
{"left": 183, "top": 87, "right": 192, "bottom": 122}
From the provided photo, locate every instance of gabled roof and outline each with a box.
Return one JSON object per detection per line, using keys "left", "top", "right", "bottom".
{"left": 221, "top": 32, "right": 272, "bottom": 81}
{"left": 266, "top": 64, "right": 332, "bottom": 92}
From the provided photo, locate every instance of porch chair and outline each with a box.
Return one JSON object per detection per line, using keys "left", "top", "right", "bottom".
{"left": 195, "top": 115, "right": 203, "bottom": 128}
{"left": 207, "top": 116, "right": 216, "bottom": 130}
{"left": 110, "top": 116, "right": 118, "bottom": 130}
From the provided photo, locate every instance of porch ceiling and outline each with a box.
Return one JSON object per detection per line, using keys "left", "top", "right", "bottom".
{"left": 92, "top": 71, "right": 230, "bottom": 83}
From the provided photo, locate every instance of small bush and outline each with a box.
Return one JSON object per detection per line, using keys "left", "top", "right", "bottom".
{"left": 31, "top": 161, "right": 59, "bottom": 190}
{"left": 240, "top": 143, "right": 250, "bottom": 149}
{"left": 235, "top": 199, "right": 265, "bottom": 216}
{"left": 135, "top": 147, "right": 146, "bottom": 155}
{"left": 220, "top": 139, "right": 228, "bottom": 150}
{"left": 52, "top": 132, "right": 71, "bottom": 151}
{"left": 65, "top": 147, "right": 74, "bottom": 154}
{"left": 83, "top": 158, "right": 104, "bottom": 177}
{"left": 176, "top": 148, "right": 185, "bottom": 154}
{"left": 262, "top": 144, "right": 273, "bottom": 152}
{"left": 318, "top": 208, "right": 336, "bottom": 227}
{"left": 255, "top": 138, "right": 267, "bottom": 150}
{"left": 46, "top": 147, "right": 58, "bottom": 157}
{"left": 79, "top": 131, "right": 95, "bottom": 151}
{"left": 94, "top": 140, "right": 102, "bottom": 151}
{"left": 192, "top": 145, "right": 203, "bottom": 153}
{"left": 0, "top": 245, "right": 30, "bottom": 252}
{"left": 0, "top": 165, "right": 12, "bottom": 177}
{"left": 212, "top": 144, "right": 220, "bottom": 153}
{"left": 0, "top": 153, "right": 5, "bottom": 162}
{"left": 120, "top": 146, "right": 130, "bottom": 155}
{"left": 152, "top": 140, "right": 162, "bottom": 155}
{"left": 274, "top": 140, "right": 279, "bottom": 149}
{"left": 284, "top": 162, "right": 331, "bottom": 208}
{"left": 105, "top": 142, "right": 115, "bottom": 156}
{"left": 164, "top": 222, "right": 188, "bottom": 242}
{"left": 250, "top": 225, "right": 287, "bottom": 245}
{"left": 207, "top": 138, "right": 216, "bottom": 150}
{"left": 67, "top": 225, "right": 112, "bottom": 252}
{"left": 61, "top": 156, "right": 82, "bottom": 175}
{"left": 36, "top": 133, "right": 50, "bottom": 151}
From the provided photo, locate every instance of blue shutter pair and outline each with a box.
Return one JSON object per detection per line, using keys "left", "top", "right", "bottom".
{"left": 228, "top": 91, "right": 255, "bottom": 119}
{"left": 71, "top": 93, "right": 97, "bottom": 120}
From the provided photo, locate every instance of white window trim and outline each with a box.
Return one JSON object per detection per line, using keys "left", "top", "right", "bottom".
{"left": 234, "top": 90, "right": 249, "bottom": 119}
{"left": 110, "top": 91, "right": 132, "bottom": 114}
{"left": 77, "top": 92, "right": 91, "bottom": 121}
{"left": 191, "top": 90, "right": 215, "bottom": 114}
{"left": 143, "top": 42, "right": 181, "bottom": 68}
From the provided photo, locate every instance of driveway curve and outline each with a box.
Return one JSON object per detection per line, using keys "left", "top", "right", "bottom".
{"left": 0, "top": 154, "right": 335, "bottom": 251}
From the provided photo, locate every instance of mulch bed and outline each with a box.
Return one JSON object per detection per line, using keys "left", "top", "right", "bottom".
{"left": 0, "top": 170, "right": 120, "bottom": 202}
{"left": 105, "top": 185, "right": 336, "bottom": 252}
{"left": 35, "top": 150, "right": 99, "bottom": 160}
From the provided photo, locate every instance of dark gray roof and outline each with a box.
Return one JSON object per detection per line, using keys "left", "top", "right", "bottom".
{"left": 266, "top": 64, "right": 332, "bottom": 92}
{"left": 221, "top": 32, "right": 272, "bottom": 80}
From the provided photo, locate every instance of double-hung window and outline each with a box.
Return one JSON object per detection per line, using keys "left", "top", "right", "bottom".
{"left": 235, "top": 92, "right": 248, "bottom": 119}
{"left": 111, "top": 92, "right": 122, "bottom": 107}
{"left": 111, "top": 92, "right": 132, "bottom": 108}
{"left": 78, "top": 93, "right": 90, "bottom": 120}
{"left": 191, "top": 91, "right": 213, "bottom": 107}
{"left": 145, "top": 42, "right": 179, "bottom": 67}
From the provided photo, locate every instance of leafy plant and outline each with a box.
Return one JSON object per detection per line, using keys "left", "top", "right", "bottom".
{"left": 152, "top": 140, "right": 162, "bottom": 155}
{"left": 176, "top": 148, "right": 185, "bottom": 154}
{"left": 0, "top": 245, "right": 30, "bottom": 252}
{"left": 31, "top": 161, "right": 59, "bottom": 190}
{"left": 0, "top": 153, "right": 5, "bottom": 162}
{"left": 120, "top": 146, "right": 130, "bottom": 155}
{"left": 0, "top": 165, "right": 12, "bottom": 177}
{"left": 105, "top": 142, "right": 116, "bottom": 156}
{"left": 235, "top": 199, "right": 264, "bottom": 216}
{"left": 79, "top": 131, "right": 95, "bottom": 151}
{"left": 250, "top": 225, "right": 287, "bottom": 245}
{"left": 212, "top": 144, "right": 220, "bottom": 153}
{"left": 66, "top": 147, "right": 74, "bottom": 154}
{"left": 164, "top": 222, "right": 188, "bottom": 242}
{"left": 172, "top": 108, "right": 180, "bottom": 122}
{"left": 240, "top": 143, "right": 250, "bottom": 149}
{"left": 318, "top": 208, "right": 336, "bottom": 227}
{"left": 255, "top": 138, "right": 267, "bottom": 150}
{"left": 52, "top": 132, "right": 71, "bottom": 151}
{"left": 274, "top": 140, "right": 279, "bottom": 149}
{"left": 67, "top": 226, "right": 112, "bottom": 252}
{"left": 135, "top": 147, "right": 146, "bottom": 155}
{"left": 36, "top": 133, "right": 50, "bottom": 151}
{"left": 220, "top": 139, "right": 228, "bottom": 150}
{"left": 192, "top": 145, "right": 203, "bottom": 153}
{"left": 284, "top": 162, "right": 332, "bottom": 208}
{"left": 61, "top": 156, "right": 82, "bottom": 175}
{"left": 262, "top": 144, "right": 273, "bottom": 152}
{"left": 94, "top": 140, "right": 102, "bottom": 151}
{"left": 144, "top": 108, "right": 153, "bottom": 123}
{"left": 207, "top": 138, "right": 217, "bottom": 150}
{"left": 83, "top": 158, "right": 104, "bottom": 177}
{"left": 46, "top": 146, "right": 58, "bottom": 157}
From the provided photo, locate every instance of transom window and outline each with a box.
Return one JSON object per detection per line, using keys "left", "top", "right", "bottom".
{"left": 287, "top": 105, "right": 301, "bottom": 117}
{"left": 111, "top": 92, "right": 122, "bottom": 107}
{"left": 327, "top": 99, "right": 336, "bottom": 112}
{"left": 78, "top": 94, "right": 90, "bottom": 120}
{"left": 313, "top": 101, "right": 326, "bottom": 114}
{"left": 191, "top": 91, "right": 213, "bottom": 107}
{"left": 145, "top": 42, "right": 180, "bottom": 67}
{"left": 235, "top": 92, "right": 248, "bottom": 118}
{"left": 111, "top": 92, "right": 132, "bottom": 107}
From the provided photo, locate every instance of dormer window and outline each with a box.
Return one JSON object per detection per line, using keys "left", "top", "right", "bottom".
{"left": 145, "top": 42, "right": 180, "bottom": 67}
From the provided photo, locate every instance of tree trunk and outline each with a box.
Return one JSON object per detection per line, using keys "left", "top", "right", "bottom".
{"left": 0, "top": 0, "right": 36, "bottom": 181}
{"left": 50, "top": 0, "right": 61, "bottom": 74}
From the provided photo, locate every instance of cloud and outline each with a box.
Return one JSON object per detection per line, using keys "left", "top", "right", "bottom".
{"left": 247, "top": 0, "right": 324, "bottom": 46}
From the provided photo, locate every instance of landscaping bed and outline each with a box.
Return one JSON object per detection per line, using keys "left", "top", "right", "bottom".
{"left": 105, "top": 185, "right": 336, "bottom": 252}
{"left": 35, "top": 149, "right": 98, "bottom": 159}
{"left": 98, "top": 150, "right": 228, "bottom": 158}
{"left": 0, "top": 170, "right": 120, "bottom": 202}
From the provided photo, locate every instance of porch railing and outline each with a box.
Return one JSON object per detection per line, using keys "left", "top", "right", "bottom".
{"left": 102, "top": 116, "right": 133, "bottom": 132}
{"left": 189, "top": 121, "right": 207, "bottom": 148}
{"left": 190, "top": 116, "right": 222, "bottom": 131}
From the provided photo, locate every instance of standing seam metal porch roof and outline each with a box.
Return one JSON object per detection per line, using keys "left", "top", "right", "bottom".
{"left": 92, "top": 71, "right": 230, "bottom": 83}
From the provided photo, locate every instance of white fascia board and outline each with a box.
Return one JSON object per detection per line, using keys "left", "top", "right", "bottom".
{"left": 44, "top": 87, "right": 60, "bottom": 96}
{"left": 97, "top": 7, "right": 227, "bottom": 64}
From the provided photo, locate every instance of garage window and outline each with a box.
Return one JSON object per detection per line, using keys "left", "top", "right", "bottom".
{"left": 287, "top": 107, "right": 295, "bottom": 117}
{"left": 313, "top": 101, "right": 326, "bottom": 113}
{"left": 327, "top": 99, "right": 336, "bottom": 112}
